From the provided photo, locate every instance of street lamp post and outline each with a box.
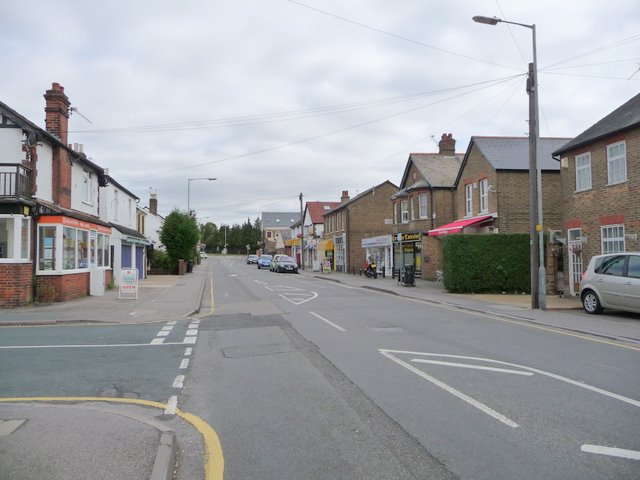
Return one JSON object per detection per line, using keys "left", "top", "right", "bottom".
{"left": 473, "top": 15, "right": 546, "bottom": 310}
{"left": 187, "top": 177, "right": 217, "bottom": 216}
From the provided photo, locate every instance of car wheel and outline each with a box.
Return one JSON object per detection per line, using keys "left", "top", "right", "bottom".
{"left": 582, "top": 290, "right": 603, "bottom": 314}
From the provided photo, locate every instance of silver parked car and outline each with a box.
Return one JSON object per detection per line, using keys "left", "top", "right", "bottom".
{"left": 579, "top": 252, "right": 640, "bottom": 314}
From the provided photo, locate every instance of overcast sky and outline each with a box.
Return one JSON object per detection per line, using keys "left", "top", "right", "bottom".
{"left": 2, "top": 0, "right": 639, "bottom": 226}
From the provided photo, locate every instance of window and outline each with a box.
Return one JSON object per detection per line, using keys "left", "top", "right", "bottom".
{"left": 418, "top": 193, "right": 428, "bottom": 219}
{"left": 607, "top": 141, "right": 627, "bottom": 185}
{"left": 63, "top": 227, "right": 77, "bottom": 270}
{"left": 601, "top": 225, "right": 625, "bottom": 254}
{"left": 401, "top": 200, "right": 409, "bottom": 223}
{"left": 38, "top": 226, "right": 57, "bottom": 271}
{"left": 596, "top": 255, "right": 626, "bottom": 276}
{"left": 479, "top": 179, "right": 489, "bottom": 213}
{"left": 0, "top": 217, "right": 31, "bottom": 260}
{"left": 575, "top": 153, "right": 592, "bottom": 191}
{"left": 628, "top": 255, "right": 640, "bottom": 279}
{"left": 82, "top": 170, "right": 93, "bottom": 204}
{"left": 465, "top": 184, "right": 473, "bottom": 216}
{"left": 393, "top": 203, "right": 398, "bottom": 224}
{"left": 410, "top": 197, "right": 416, "bottom": 220}
{"left": 266, "top": 231, "right": 272, "bottom": 239}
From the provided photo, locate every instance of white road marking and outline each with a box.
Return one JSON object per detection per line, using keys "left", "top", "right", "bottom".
{"left": 180, "top": 359, "right": 190, "bottom": 369}
{"left": 156, "top": 330, "right": 170, "bottom": 337}
{"left": 383, "top": 350, "right": 640, "bottom": 409}
{"left": 150, "top": 338, "right": 165, "bottom": 345}
{"left": 254, "top": 280, "right": 268, "bottom": 285}
{"left": 160, "top": 326, "right": 173, "bottom": 332}
{"left": 164, "top": 395, "right": 178, "bottom": 415}
{"left": 183, "top": 337, "right": 197, "bottom": 344}
{"left": 0, "top": 342, "right": 188, "bottom": 349}
{"left": 172, "top": 375, "right": 185, "bottom": 388}
{"left": 279, "top": 291, "right": 318, "bottom": 305}
{"left": 581, "top": 445, "right": 640, "bottom": 460}
{"left": 167, "top": 321, "right": 177, "bottom": 326}
{"left": 186, "top": 328, "right": 199, "bottom": 336}
{"left": 309, "top": 311, "right": 346, "bottom": 332}
{"left": 380, "top": 349, "right": 519, "bottom": 428}
{"left": 191, "top": 319, "right": 200, "bottom": 325}
{"left": 411, "top": 359, "right": 533, "bottom": 376}
{"left": 184, "top": 347, "right": 193, "bottom": 356}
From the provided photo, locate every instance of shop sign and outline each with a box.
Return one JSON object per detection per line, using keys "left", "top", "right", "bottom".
{"left": 38, "top": 215, "right": 112, "bottom": 234}
{"left": 362, "top": 235, "right": 392, "bottom": 248}
{"left": 393, "top": 232, "right": 421, "bottom": 243}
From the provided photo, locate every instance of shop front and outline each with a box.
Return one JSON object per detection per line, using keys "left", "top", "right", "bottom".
{"left": 35, "top": 214, "right": 112, "bottom": 302}
{"left": 392, "top": 232, "right": 422, "bottom": 278}
{"left": 362, "top": 235, "right": 392, "bottom": 278}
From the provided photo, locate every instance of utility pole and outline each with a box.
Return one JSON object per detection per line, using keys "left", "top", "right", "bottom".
{"left": 299, "top": 193, "right": 305, "bottom": 270}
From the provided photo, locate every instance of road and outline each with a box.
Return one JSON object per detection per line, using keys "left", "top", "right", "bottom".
{"left": 1, "top": 255, "right": 638, "bottom": 479}
{"left": 184, "top": 256, "right": 640, "bottom": 479}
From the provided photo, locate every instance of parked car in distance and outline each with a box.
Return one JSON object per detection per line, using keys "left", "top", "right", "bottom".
{"left": 269, "top": 254, "right": 287, "bottom": 272}
{"left": 199, "top": 251, "right": 207, "bottom": 258}
{"left": 257, "top": 254, "right": 273, "bottom": 269}
{"left": 579, "top": 252, "right": 640, "bottom": 314}
{"left": 272, "top": 255, "right": 299, "bottom": 273}
{"left": 247, "top": 254, "right": 259, "bottom": 264}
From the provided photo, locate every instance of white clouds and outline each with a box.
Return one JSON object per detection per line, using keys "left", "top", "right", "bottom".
{"left": 2, "top": 0, "right": 639, "bottom": 226}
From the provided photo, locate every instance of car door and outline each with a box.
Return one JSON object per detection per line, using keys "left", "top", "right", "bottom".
{"left": 622, "top": 254, "right": 640, "bottom": 312}
{"left": 596, "top": 255, "right": 628, "bottom": 309}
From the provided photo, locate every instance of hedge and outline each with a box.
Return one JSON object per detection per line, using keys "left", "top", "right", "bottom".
{"left": 442, "top": 234, "right": 531, "bottom": 293}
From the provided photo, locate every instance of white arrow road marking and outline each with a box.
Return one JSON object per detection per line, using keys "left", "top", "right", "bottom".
{"left": 309, "top": 311, "right": 346, "bottom": 332}
{"left": 411, "top": 359, "right": 533, "bottom": 376}
{"left": 380, "top": 349, "right": 519, "bottom": 428}
{"left": 581, "top": 445, "right": 640, "bottom": 460}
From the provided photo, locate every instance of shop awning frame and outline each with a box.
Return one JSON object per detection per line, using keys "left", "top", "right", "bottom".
{"left": 427, "top": 214, "right": 494, "bottom": 236}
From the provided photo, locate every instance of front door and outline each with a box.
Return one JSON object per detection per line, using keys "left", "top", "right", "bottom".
{"left": 568, "top": 228, "right": 583, "bottom": 297}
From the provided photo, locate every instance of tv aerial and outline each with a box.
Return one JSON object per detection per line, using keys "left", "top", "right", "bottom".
{"left": 69, "top": 106, "right": 93, "bottom": 124}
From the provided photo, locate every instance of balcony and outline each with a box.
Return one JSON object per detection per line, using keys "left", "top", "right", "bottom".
{"left": 0, "top": 164, "right": 32, "bottom": 200}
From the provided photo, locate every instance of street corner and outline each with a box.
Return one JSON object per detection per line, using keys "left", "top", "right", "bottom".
{"left": 0, "top": 397, "right": 214, "bottom": 480}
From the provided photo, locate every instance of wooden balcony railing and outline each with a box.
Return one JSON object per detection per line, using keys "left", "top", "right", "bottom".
{"left": 0, "top": 164, "right": 32, "bottom": 199}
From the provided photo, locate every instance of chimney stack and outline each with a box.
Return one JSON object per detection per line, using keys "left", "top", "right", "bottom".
{"left": 149, "top": 191, "right": 158, "bottom": 215}
{"left": 438, "top": 133, "right": 456, "bottom": 156}
{"left": 44, "top": 83, "right": 70, "bottom": 145}
{"left": 341, "top": 190, "right": 350, "bottom": 203}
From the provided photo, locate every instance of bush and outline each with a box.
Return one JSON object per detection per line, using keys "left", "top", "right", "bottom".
{"left": 150, "top": 250, "right": 175, "bottom": 271}
{"left": 442, "top": 234, "right": 530, "bottom": 293}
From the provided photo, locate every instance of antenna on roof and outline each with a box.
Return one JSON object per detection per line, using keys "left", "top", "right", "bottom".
{"left": 430, "top": 135, "right": 438, "bottom": 146}
{"left": 69, "top": 107, "right": 93, "bottom": 124}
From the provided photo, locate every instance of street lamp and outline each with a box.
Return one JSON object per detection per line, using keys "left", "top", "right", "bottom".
{"left": 473, "top": 15, "right": 546, "bottom": 310}
{"left": 187, "top": 177, "right": 216, "bottom": 216}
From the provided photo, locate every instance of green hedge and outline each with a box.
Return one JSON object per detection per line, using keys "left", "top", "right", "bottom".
{"left": 442, "top": 234, "right": 530, "bottom": 293}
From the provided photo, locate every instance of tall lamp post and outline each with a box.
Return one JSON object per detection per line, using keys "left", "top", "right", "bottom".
{"left": 472, "top": 15, "right": 546, "bottom": 310}
{"left": 187, "top": 177, "right": 217, "bottom": 216}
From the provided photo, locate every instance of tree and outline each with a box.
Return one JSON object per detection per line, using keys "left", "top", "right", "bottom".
{"left": 160, "top": 210, "right": 200, "bottom": 271}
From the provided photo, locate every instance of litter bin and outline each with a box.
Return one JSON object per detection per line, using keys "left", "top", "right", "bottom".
{"left": 187, "top": 261, "right": 193, "bottom": 273}
{"left": 401, "top": 265, "right": 415, "bottom": 287}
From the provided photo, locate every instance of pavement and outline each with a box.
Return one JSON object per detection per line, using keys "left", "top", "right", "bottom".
{"left": 1, "top": 257, "right": 639, "bottom": 480}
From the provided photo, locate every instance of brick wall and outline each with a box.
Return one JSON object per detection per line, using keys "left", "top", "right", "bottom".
{"left": 35, "top": 272, "right": 90, "bottom": 303}
{"left": 0, "top": 263, "right": 33, "bottom": 308}
{"left": 559, "top": 127, "right": 640, "bottom": 289}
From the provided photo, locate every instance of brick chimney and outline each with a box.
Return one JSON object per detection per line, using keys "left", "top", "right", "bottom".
{"left": 44, "top": 83, "right": 72, "bottom": 208}
{"left": 438, "top": 133, "right": 456, "bottom": 156}
{"left": 44, "top": 83, "right": 70, "bottom": 145}
{"left": 341, "top": 190, "right": 350, "bottom": 203}
{"left": 149, "top": 192, "right": 158, "bottom": 215}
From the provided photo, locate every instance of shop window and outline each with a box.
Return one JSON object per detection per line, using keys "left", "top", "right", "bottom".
{"left": 38, "top": 225, "right": 57, "bottom": 271}
{"left": 21, "top": 218, "right": 30, "bottom": 259}
{"left": 78, "top": 230, "right": 89, "bottom": 269}
{"left": 63, "top": 227, "right": 77, "bottom": 270}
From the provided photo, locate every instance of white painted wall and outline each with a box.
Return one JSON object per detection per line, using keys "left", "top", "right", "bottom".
{"left": 34, "top": 142, "right": 53, "bottom": 202}
{"left": 0, "top": 128, "right": 23, "bottom": 161}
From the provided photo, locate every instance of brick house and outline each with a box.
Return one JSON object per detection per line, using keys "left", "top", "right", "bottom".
{"left": 301, "top": 200, "right": 340, "bottom": 271}
{"left": 427, "top": 136, "right": 571, "bottom": 291}
{"left": 322, "top": 181, "right": 397, "bottom": 275}
{"left": 0, "top": 83, "right": 114, "bottom": 306}
{"left": 552, "top": 93, "right": 640, "bottom": 297}
{"left": 391, "top": 133, "right": 462, "bottom": 280}
{"left": 260, "top": 212, "right": 300, "bottom": 255}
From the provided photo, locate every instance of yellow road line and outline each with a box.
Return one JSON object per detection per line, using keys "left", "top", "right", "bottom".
{"left": 0, "top": 396, "right": 224, "bottom": 480}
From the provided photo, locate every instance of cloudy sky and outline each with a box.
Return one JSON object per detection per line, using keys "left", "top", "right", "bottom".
{"left": 2, "top": 0, "right": 639, "bottom": 226}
